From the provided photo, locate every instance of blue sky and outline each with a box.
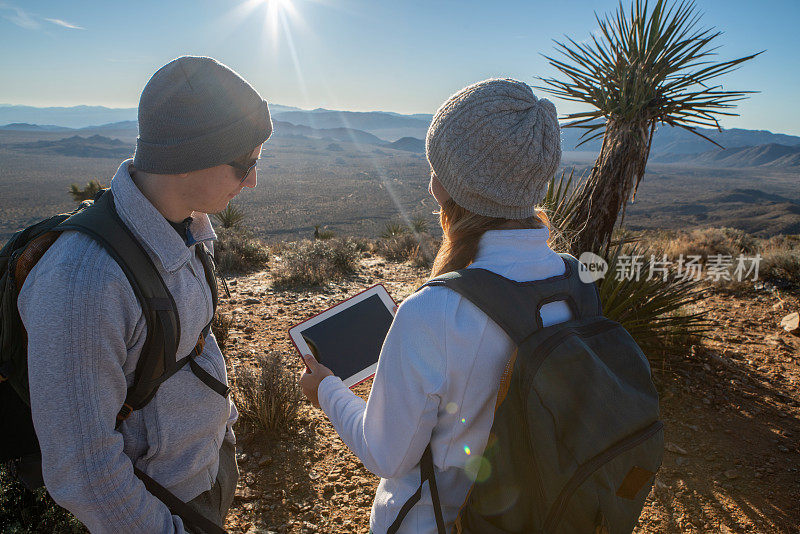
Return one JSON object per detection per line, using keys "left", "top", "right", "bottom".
{"left": 1, "top": 0, "right": 798, "bottom": 134}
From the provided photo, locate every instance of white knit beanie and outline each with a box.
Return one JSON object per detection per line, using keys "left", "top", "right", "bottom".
{"left": 425, "top": 78, "right": 561, "bottom": 219}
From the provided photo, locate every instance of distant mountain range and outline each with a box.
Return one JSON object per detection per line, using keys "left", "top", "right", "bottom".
{"left": 7, "top": 134, "right": 132, "bottom": 159}
{"left": 3, "top": 104, "right": 800, "bottom": 167}
{"left": 651, "top": 143, "right": 800, "bottom": 169}
{"left": 558, "top": 121, "right": 800, "bottom": 154}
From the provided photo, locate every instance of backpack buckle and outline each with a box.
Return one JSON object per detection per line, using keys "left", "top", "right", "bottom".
{"left": 193, "top": 334, "right": 206, "bottom": 357}
{"left": 116, "top": 403, "right": 134, "bottom": 422}
{"left": 0, "top": 362, "right": 13, "bottom": 382}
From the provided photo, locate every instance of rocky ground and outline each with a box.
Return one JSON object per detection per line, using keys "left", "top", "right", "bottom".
{"left": 218, "top": 255, "right": 800, "bottom": 534}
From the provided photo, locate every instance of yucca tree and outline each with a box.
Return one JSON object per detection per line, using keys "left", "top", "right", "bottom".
{"left": 540, "top": 173, "right": 712, "bottom": 353}
{"left": 536, "top": 0, "right": 761, "bottom": 256}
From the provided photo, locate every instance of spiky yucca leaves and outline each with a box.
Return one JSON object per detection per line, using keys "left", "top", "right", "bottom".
{"left": 410, "top": 215, "right": 430, "bottom": 235}
{"left": 380, "top": 221, "right": 408, "bottom": 239}
{"left": 599, "top": 242, "right": 712, "bottom": 353}
{"left": 536, "top": 0, "right": 760, "bottom": 256}
{"left": 538, "top": 169, "right": 584, "bottom": 252}
{"left": 213, "top": 204, "right": 246, "bottom": 229}
{"left": 541, "top": 171, "right": 712, "bottom": 352}
{"left": 69, "top": 180, "right": 106, "bottom": 203}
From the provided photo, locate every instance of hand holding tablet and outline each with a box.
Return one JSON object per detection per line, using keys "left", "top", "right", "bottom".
{"left": 289, "top": 285, "right": 397, "bottom": 388}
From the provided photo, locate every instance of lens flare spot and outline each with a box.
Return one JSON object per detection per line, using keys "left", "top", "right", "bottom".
{"left": 464, "top": 446, "right": 471, "bottom": 456}
{"left": 461, "top": 418, "right": 466, "bottom": 424}
{"left": 446, "top": 402, "right": 458, "bottom": 414}
{"left": 465, "top": 455, "right": 492, "bottom": 483}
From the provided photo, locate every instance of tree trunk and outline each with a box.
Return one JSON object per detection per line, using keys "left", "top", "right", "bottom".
{"left": 569, "top": 120, "right": 652, "bottom": 257}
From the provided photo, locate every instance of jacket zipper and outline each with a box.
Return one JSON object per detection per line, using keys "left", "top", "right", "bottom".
{"left": 188, "top": 252, "right": 213, "bottom": 329}
{"left": 543, "top": 420, "right": 664, "bottom": 532}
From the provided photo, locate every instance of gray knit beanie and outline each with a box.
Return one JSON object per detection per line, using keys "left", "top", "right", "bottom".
{"left": 426, "top": 78, "right": 561, "bottom": 219}
{"left": 133, "top": 56, "right": 273, "bottom": 174}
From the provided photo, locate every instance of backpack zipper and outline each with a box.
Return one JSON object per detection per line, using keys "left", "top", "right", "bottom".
{"left": 543, "top": 420, "right": 664, "bottom": 532}
{"left": 518, "top": 318, "right": 624, "bottom": 518}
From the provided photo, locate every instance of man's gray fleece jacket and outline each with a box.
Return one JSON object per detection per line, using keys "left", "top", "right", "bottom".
{"left": 18, "top": 159, "right": 238, "bottom": 533}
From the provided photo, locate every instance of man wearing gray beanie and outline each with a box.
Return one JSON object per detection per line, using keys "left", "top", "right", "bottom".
{"left": 20, "top": 56, "right": 272, "bottom": 533}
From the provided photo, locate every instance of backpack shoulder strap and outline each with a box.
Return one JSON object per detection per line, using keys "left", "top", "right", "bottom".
{"left": 55, "top": 190, "right": 180, "bottom": 415}
{"left": 422, "top": 253, "right": 602, "bottom": 344}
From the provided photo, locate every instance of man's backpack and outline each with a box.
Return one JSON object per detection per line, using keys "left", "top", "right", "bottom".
{"left": 390, "top": 253, "right": 664, "bottom": 534}
{"left": 0, "top": 189, "right": 229, "bottom": 534}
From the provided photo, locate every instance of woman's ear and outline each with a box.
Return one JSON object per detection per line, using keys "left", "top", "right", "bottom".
{"left": 429, "top": 172, "right": 451, "bottom": 206}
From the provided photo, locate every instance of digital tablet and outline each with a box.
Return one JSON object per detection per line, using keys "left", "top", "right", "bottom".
{"left": 288, "top": 284, "right": 397, "bottom": 388}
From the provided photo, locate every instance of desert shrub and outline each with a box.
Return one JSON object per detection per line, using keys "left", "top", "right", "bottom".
{"left": 68, "top": 180, "right": 106, "bottom": 203}
{"left": 350, "top": 237, "right": 375, "bottom": 254}
{"left": 214, "top": 228, "right": 269, "bottom": 275}
{"left": 761, "top": 249, "right": 800, "bottom": 284}
{"left": 375, "top": 233, "right": 438, "bottom": 268}
{"left": 376, "top": 233, "right": 418, "bottom": 262}
{"left": 213, "top": 204, "right": 246, "bottom": 229}
{"left": 380, "top": 221, "right": 408, "bottom": 239}
{"left": 660, "top": 227, "right": 760, "bottom": 260}
{"left": 211, "top": 312, "right": 234, "bottom": 352}
{"left": 233, "top": 352, "right": 303, "bottom": 434}
{"left": 313, "top": 225, "right": 336, "bottom": 240}
{"left": 0, "top": 465, "right": 86, "bottom": 533}
{"left": 273, "top": 238, "right": 359, "bottom": 288}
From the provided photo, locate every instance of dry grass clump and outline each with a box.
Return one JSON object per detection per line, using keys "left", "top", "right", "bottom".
{"left": 214, "top": 228, "right": 270, "bottom": 275}
{"left": 657, "top": 227, "right": 759, "bottom": 260}
{"left": 211, "top": 312, "right": 234, "bottom": 352}
{"left": 375, "top": 233, "right": 438, "bottom": 268}
{"left": 233, "top": 352, "right": 303, "bottom": 434}
{"left": 272, "top": 237, "right": 360, "bottom": 288}
{"left": 641, "top": 228, "right": 799, "bottom": 288}
{"left": 761, "top": 235, "right": 800, "bottom": 285}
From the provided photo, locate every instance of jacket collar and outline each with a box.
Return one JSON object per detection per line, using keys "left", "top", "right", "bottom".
{"left": 473, "top": 227, "right": 553, "bottom": 266}
{"left": 110, "top": 159, "right": 217, "bottom": 273}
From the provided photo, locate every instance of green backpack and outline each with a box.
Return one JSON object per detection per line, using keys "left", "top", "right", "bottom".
{"left": 0, "top": 189, "right": 229, "bottom": 534}
{"left": 390, "top": 253, "right": 664, "bottom": 534}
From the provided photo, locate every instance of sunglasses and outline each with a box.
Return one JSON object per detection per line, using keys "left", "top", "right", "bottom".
{"left": 227, "top": 155, "right": 259, "bottom": 184}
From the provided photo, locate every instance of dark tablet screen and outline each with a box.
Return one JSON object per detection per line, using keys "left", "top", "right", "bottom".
{"left": 299, "top": 294, "right": 394, "bottom": 381}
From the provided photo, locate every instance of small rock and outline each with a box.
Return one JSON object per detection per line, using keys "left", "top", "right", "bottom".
{"left": 665, "top": 442, "right": 688, "bottom": 455}
{"left": 723, "top": 469, "right": 739, "bottom": 479}
{"left": 780, "top": 312, "right": 799, "bottom": 335}
{"left": 245, "top": 298, "right": 260, "bottom": 305}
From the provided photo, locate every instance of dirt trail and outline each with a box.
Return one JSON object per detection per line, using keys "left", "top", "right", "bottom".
{"left": 220, "top": 258, "right": 800, "bottom": 534}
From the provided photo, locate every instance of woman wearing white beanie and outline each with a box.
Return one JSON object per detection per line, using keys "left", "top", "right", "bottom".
{"left": 300, "top": 78, "right": 567, "bottom": 534}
